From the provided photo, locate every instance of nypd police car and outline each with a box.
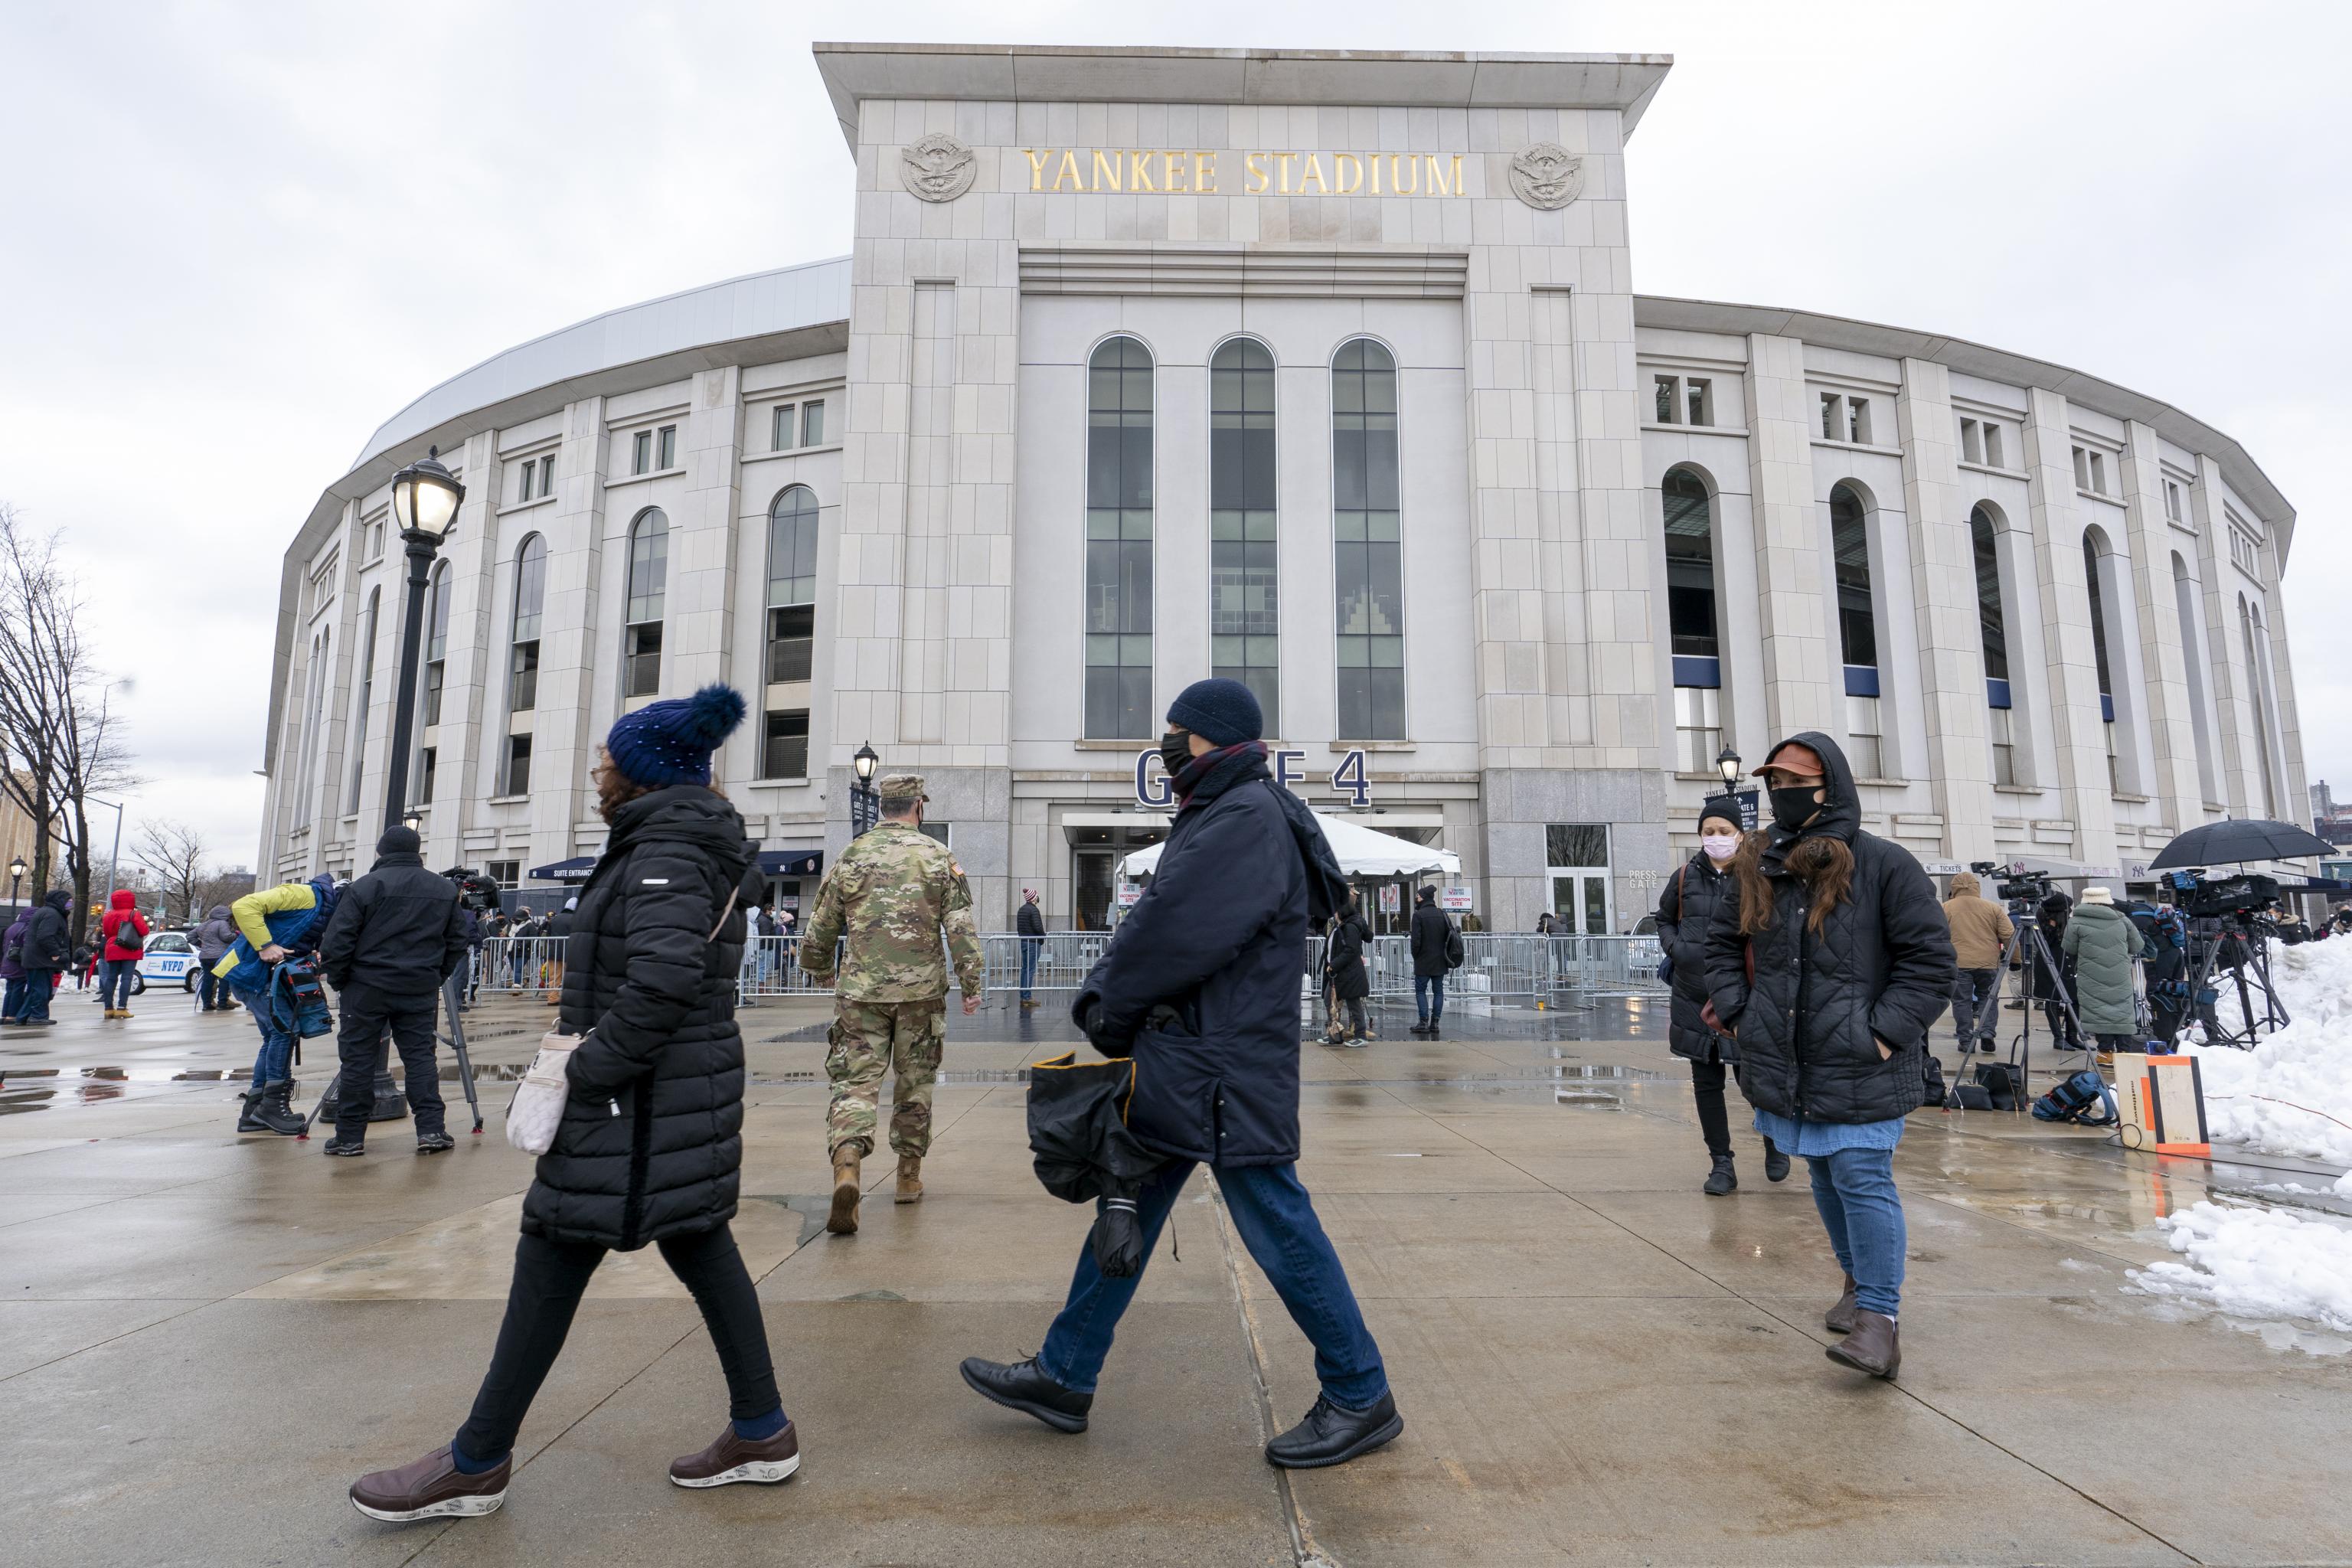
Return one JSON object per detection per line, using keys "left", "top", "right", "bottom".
{"left": 133, "top": 931, "right": 203, "bottom": 995}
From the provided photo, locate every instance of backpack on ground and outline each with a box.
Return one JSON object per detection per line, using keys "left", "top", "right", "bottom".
{"left": 1949, "top": 1059, "right": 2024, "bottom": 1112}
{"left": 2032, "top": 1068, "right": 2117, "bottom": 1127}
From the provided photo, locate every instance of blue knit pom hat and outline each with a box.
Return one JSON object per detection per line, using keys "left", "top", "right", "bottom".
{"left": 604, "top": 684, "right": 748, "bottom": 787}
{"left": 1166, "top": 677, "right": 1263, "bottom": 746}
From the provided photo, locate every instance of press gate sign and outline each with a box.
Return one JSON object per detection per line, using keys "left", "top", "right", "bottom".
{"left": 1134, "top": 748, "right": 1373, "bottom": 809}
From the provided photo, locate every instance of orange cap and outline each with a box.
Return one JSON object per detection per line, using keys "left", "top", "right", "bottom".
{"left": 1756, "top": 742, "right": 1825, "bottom": 779}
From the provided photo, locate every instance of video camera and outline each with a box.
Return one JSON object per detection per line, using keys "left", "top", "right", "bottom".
{"left": 439, "top": 866, "right": 504, "bottom": 914}
{"left": 2165, "top": 869, "right": 2282, "bottom": 921}
{"left": 1971, "top": 860, "right": 2053, "bottom": 906}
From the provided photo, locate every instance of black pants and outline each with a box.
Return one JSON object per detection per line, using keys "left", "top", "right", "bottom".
{"left": 334, "top": 980, "right": 444, "bottom": 1142}
{"left": 457, "top": 1225, "right": 778, "bottom": 1460}
{"left": 1690, "top": 1057, "right": 1734, "bottom": 1158}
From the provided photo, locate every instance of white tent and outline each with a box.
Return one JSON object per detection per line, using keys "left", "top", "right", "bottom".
{"left": 1118, "top": 812, "right": 1459, "bottom": 880}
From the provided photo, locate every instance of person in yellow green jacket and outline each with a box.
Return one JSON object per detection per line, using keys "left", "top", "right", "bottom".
{"left": 211, "top": 874, "right": 338, "bottom": 1135}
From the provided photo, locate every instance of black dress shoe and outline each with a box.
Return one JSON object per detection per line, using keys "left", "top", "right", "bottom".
{"left": 959, "top": 1356, "right": 1092, "bottom": 1433}
{"left": 1266, "top": 1390, "right": 1403, "bottom": 1469}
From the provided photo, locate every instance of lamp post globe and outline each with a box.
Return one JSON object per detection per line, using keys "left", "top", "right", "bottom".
{"left": 851, "top": 742, "right": 880, "bottom": 835}
{"left": 1715, "top": 746, "right": 1742, "bottom": 789}
{"left": 6, "top": 854, "right": 22, "bottom": 904}
{"left": 379, "top": 447, "right": 467, "bottom": 831}
{"left": 852, "top": 742, "right": 879, "bottom": 783}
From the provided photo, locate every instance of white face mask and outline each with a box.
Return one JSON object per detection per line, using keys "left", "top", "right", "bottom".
{"left": 1700, "top": 833, "right": 1740, "bottom": 864}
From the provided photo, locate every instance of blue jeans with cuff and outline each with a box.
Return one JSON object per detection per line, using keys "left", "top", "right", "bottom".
{"left": 1808, "top": 1145, "right": 1906, "bottom": 1317}
{"left": 235, "top": 982, "right": 295, "bottom": 1086}
{"left": 99, "top": 957, "right": 139, "bottom": 1009}
{"left": 1019, "top": 940, "right": 1041, "bottom": 1001}
{"left": 1040, "top": 1158, "right": 1388, "bottom": 1410}
{"left": 1413, "top": 974, "right": 1445, "bottom": 1024}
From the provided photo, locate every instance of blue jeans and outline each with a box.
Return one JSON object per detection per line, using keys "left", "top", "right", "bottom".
{"left": 99, "top": 958, "right": 139, "bottom": 1008}
{"left": 18, "top": 970, "right": 56, "bottom": 1021}
{"left": 1018, "top": 940, "right": 1041, "bottom": 1000}
{"left": 1040, "top": 1159, "right": 1388, "bottom": 1409}
{"left": 236, "top": 982, "right": 295, "bottom": 1086}
{"left": 1808, "top": 1147, "right": 1906, "bottom": 1317}
{"left": 199, "top": 965, "right": 228, "bottom": 1009}
{"left": 1414, "top": 974, "right": 1445, "bottom": 1023}
{"left": 1952, "top": 967, "right": 1998, "bottom": 1044}
{"left": 2, "top": 975, "right": 24, "bottom": 1021}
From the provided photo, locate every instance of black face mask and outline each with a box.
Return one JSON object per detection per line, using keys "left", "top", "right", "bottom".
{"left": 1159, "top": 730, "right": 1196, "bottom": 779}
{"left": 1769, "top": 785, "right": 1823, "bottom": 832}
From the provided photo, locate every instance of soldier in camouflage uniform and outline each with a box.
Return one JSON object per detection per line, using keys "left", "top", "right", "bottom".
{"left": 800, "top": 773, "right": 985, "bottom": 1235}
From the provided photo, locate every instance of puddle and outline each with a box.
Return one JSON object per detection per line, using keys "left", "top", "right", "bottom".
{"left": 0, "top": 1089, "right": 57, "bottom": 1113}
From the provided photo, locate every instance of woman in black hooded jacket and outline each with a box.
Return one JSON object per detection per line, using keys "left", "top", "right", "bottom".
{"left": 1704, "top": 733, "right": 1955, "bottom": 1383}
{"left": 351, "top": 687, "right": 799, "bottom": 1525}
{"left": 1322, "top": 899, "right": 1374, "bottom": 1046}
{"left": 1655, "top": 796, "right": 1782, "bottom": 1194}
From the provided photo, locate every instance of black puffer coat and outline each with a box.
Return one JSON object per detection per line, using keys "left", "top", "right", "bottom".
{"left": 1656, "top": 849, "right": 1738, "bottom": 1063}
{"left": 1325, "top": 908, "right": 1373, "bottom": 1002}
{"left": 524, "top": 786, "right": 762, "bottom": 1250}
{"left": 1702, "top": 733, "right": 1956, "bottom": 1125}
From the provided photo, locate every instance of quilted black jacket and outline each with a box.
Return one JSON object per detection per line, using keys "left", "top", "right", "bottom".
{"left": 1701, "top": 732, "right": 1956, "bottom": 1124}
{"left": 523, "top": 786, "right": 762, "bottom": 1250}
{"left": 1656, "top": 849, "right": 1737, "bottom": 1063}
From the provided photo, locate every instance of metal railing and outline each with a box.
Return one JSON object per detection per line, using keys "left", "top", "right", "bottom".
{"left": 469, "top": 929, "right": 1671, "bottom": 1003}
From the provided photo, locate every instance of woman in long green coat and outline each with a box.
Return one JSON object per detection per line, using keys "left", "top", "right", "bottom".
{"left": 2060, "top": 887, "right": 2145, "bottom": 1053}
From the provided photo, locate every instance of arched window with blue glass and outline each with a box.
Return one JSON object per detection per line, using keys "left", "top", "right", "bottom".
{"left": 2083, "top": 527, "right": 2121, "bottom": 793}
{"left": 623, "top": 507, "right": 668, "bottom": 700}
{"left": 761, "top": 485, "right": 821, "bottom": 778}
{"left": 1969, "top": 504, "right": 2015, "bottom": 786}
{"left": 1332, "top": 338, "right": 1403, "bottom": 739}
{"left": 1829, "top": 482, "right": 1883, "bottom": 778}
{"left": 1661, "top": 466, "right": 1721, "bottom": 773}
{"left": 1085, "top": 337, "right": 1154, "bottom": 738}
{"left": 1210, "top": 338, "right": 1278, "bottom": 732}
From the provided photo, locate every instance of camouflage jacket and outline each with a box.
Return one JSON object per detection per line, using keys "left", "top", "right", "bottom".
{"left": 799, "top": 822, "right": 985, "bottom": 1001}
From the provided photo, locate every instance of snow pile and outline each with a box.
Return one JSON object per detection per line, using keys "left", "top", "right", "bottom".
{"left": 2131, "top": 1201, "right": 2352, "bottom": 1333}
{"left": 2185, "top": 936, "right": 2352, "bottom": 1189}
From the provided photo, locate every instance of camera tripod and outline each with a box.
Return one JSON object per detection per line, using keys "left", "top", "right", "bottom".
{"left": 1963, "top": 907, "right": 2089, "bottom": 1101}
{"left": 2177, "top": 916, "right": 2289, "bottom": 1050}
{"left": 298, "top": 970, "right": 483, "bottom": 1138}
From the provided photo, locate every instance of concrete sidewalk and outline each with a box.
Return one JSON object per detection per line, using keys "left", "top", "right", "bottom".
{"left": 3, "top": 987, "right": 2350, "bottom": 1565}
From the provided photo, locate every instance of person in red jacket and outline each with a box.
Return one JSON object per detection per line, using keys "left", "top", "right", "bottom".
{"left": 99, "top": 890, "right": 150, "bottom": 1019}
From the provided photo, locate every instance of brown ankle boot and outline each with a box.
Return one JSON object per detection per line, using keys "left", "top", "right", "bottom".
{"left": 827, "top": 1148, "right": 862, "bottom": 1235}
{"left": 1824, "top": 1308, "right": 1900, "bottom": 1379}
{"left": 1824, "top": 1272, "right": 1859, "bottom": 1334}
{"left": 895, "top": 1155, "right": 923, "bottom": 1205}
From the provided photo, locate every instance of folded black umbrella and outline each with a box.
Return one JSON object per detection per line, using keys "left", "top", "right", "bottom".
{"left": 2149, "top": 818, "right": 2335, "bottom": 870}
{"left": 1027, "top": 1051, "right": 1165, "bottom": 1278}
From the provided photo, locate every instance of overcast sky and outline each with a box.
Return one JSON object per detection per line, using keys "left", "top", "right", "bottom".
{"left": 2, "top": 0, "right": 2344, "bottom": 871}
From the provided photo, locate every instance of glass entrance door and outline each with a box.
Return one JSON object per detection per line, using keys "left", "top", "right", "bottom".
{"left": 1073, "top": 851, "right": 1115, "bottom": 931}
{"left": 1546, "top": 822, "right": 1613, "bottom": 935}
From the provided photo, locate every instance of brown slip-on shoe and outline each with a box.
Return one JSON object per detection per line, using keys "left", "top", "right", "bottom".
{"left": 895, "top": 1155, "right": 923, "bottom": 1204}
{"left": 1824, "top": 1272, "right": 1859, "bottom": 1334}
{"left": 1824, "top": 1308, "right": 1901, "bottom": 1379}
{"left": 827, "top": 1150, "right": 861, "bottom": 1235}
{"left": 350, "top": 1445, "right": 508, "bottom": 1522}
{"left": 670, "top": 1420, "right": 800, "bottom": 1488}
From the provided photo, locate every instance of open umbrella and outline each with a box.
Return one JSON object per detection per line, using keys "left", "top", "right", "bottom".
{"left": 2148, "top": 818, "right": 2334, "bottom": 870}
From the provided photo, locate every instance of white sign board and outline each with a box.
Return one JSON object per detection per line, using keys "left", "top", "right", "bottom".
{"left": 1378, "top": 883, "right": 1401, "bottom": 913}
{"left": 1439, "top": 885, "right": 1474, "bottom": 913}
{"left": 1115, "top": 882, "right": 1142, "bottom": 906}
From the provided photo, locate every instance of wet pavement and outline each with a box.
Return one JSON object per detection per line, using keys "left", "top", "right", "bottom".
{"left": 5, "top": 983, "right": 2352, "bottom": 1565}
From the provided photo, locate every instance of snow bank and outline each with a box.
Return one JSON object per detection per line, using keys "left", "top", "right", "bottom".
{"left": 2131, "top": 1200, "right": 2352, "bottom": 1333}
{"left": 2185, "top": 937, "right": 2352, "bottom": 1185}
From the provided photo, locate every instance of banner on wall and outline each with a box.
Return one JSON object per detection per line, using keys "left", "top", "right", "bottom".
{"left": 1378, "top": 884, "right": 1401, "bottom": 913}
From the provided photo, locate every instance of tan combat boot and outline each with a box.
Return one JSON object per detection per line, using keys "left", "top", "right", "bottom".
{"left": 826, "top": 1148, "right": 861, "bottom": 1235}
{"left": 895, "top": 1155, "right": 924, "bottom": 1205}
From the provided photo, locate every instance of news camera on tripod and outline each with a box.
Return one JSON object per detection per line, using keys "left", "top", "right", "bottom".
{"left": 2152, "top": 868, "right": 2289, "bottom": 1050}
{"left": 1965, "top": 861, "right": 2088, "bottom": 1062}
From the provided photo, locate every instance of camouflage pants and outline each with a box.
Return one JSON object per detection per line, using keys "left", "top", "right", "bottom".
{"left": 825, "top": 997, "right": 947, "bottom": 1159}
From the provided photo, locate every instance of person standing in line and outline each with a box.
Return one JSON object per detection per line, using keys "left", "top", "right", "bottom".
{"left": 541, "top": 898, "right": 576, "bottom": 1004}
{"left": 97, "top": 890, "right": 150, "bottom": 1019}
{"left": 798, "top": 773, "right": 985, "bottom": 1234}
{"left": 1407, "top": 886, "right": 1461, "bottom": 1039}
{"left": 15, "top": 890, "right": 72, "bottom": 1025}
{"left": 1704, "top": 734, "right": 1955, "bottom": 1381}
{"left": 2062, "top": 886, "right": 2145, "bottom": 1064}
{"left": 211, "top": 874, "right": 341, "bottom": 1135}
{"left": 1321, "top": 896, "right": 1374, "bottom": 1047}
{"left": 1016, "top": 888, "right": 1047, "bottom": 1008}
{"left": 1657, "top": 799, "right": 1784, "bottom": 1195}
{"left": 74, "top": 940, "right": 98, "bottom": 991}
{"left": 0, "top": 905, "right": 31, "bottom": 1024}
{"left": 960, "top": 678, "right": 1403, "bottom": 1470}
{"left": 348, "top": 685, "right": 797, "bottom": 1521}
{"left": 1939, "top": 871, "right": 2014, "bottom": 1056}
{"left": 315, "top": 825, "right": 469, "bottom": 1158}
{"left": 194, "top": 904, "right": 240, "bottom": 1011}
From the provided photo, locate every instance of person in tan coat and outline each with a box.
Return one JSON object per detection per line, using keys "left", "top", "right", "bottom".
{"left": 1941, "top": 872, "right": 2014, "bottom": 1053}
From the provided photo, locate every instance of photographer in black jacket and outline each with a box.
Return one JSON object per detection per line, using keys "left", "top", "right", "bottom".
{"left": 317, "top": 825, "right": 469, "bottom": 1158}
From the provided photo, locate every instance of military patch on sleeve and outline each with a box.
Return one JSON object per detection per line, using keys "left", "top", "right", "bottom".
{"left": 949, "top": 860, "right": 963, "bottom": 878}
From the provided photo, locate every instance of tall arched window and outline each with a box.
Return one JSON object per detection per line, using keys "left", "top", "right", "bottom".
{"left": 415, "top": 559, "right": 452, "bottom": 805}
{"left": 345, "top": 586, "right": 378, "bottom": 814}
{"left": 1970, "top": 505, "right": 2015, "bottom": 785}
{"left": 2240, "top": 595, "right": 2279, "bottom": 816}
{"left": 1829, "top": 483, "right": 1882, "bottom": 776}
{"left": 293, "top": 626, "right": 331, "bottom": 829}
{"left": 1210, "top": 338, "right": 1279, "bottom": 731}
{"left": 2083, "top": 530, "right": 2120, "bottom": 792}
{"left": 761, "top": 486, "right": 820, "bottom": 778}
{"left": 1661, "top": 468, "right": 1720, "bottom": 772}
{"left": 501, "top": 534, "right": 545, "bottom": 794}
{"left": 1085, "top": 338, "right": 1154, "bottom": 738}
{"left": 1333, "top": 338, "right": 1403, "bottom": 738}
{"left": 2173, "top": 553, "right": 2217, "bottom": 801}
{"left": 624, "top": 508, "right": 668, "bottom": 699}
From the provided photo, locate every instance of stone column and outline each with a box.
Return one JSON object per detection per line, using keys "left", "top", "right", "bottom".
{"left": 2189, "top": 453, "right": 2254, "bottom": 816}
{"left": 2117, "top": 421, "right": 2203, "bottom": 834}
{"left": 664, "top": 367, "right": 747, "bottom": 776}
{"left": 2020, "top": 387, "right": 2117, "bottom": 868}
{"left": 419, "top": 429, "right": 501, "bottom": 870}
{"left": 1740, "top": 333, "right": 1835, "bottom": 741}
{"left": 533, "top": 397, "right": 612, "bottom": 871}
{"left": 1894, "top": 359, "right": 1994, "bottom": 861}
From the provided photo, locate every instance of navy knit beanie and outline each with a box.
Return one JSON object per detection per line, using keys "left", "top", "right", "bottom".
{"left": 1166, "top": 678, "right": 1263, "bottom": 746}
{"left": 376, "top": 825, "right": 420, "bottom": 857}
{"left": 604, "top": 684, "right": 748, "bottom": 787}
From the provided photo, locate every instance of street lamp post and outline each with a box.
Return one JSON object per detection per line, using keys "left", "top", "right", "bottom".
{"left": 7, "top": 854, "right": 23, "bottom": 910}
{"left": 851, "top": 742, "right": 880, "bottom": 837}
{"left": 1715, "top": 746, "right": 1743, "bottom": 790}
{"left": 378, "top": 448, "right": 465, "bottom": 833}
{"left": 87, "top": 797, "right": 126, "bottom": 908}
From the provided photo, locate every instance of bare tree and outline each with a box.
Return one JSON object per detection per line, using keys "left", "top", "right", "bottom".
{"left": 131, "top": 818, "right": 210, "bottom": 923}
{"left": 0, "top": 504, "right": 141, "bottom": 947}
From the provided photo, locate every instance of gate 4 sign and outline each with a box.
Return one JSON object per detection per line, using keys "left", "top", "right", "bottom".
{"left": 1134, "top": 747, "right": 1377, "bottom": 808}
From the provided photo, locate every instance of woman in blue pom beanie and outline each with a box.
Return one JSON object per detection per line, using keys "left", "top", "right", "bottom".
{"left": 351, "top": 684, "right": 807, "bottom": 1521}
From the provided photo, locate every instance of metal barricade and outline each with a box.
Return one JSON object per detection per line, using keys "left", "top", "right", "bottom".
{"left": 474, "top": 937, "right": 569, "bottom": 997}
{"left": 736, "top": 935, "right": 842, "bottom": 997}
{"left": 977, "top": 931, "right": 1116, "bottom": 996}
